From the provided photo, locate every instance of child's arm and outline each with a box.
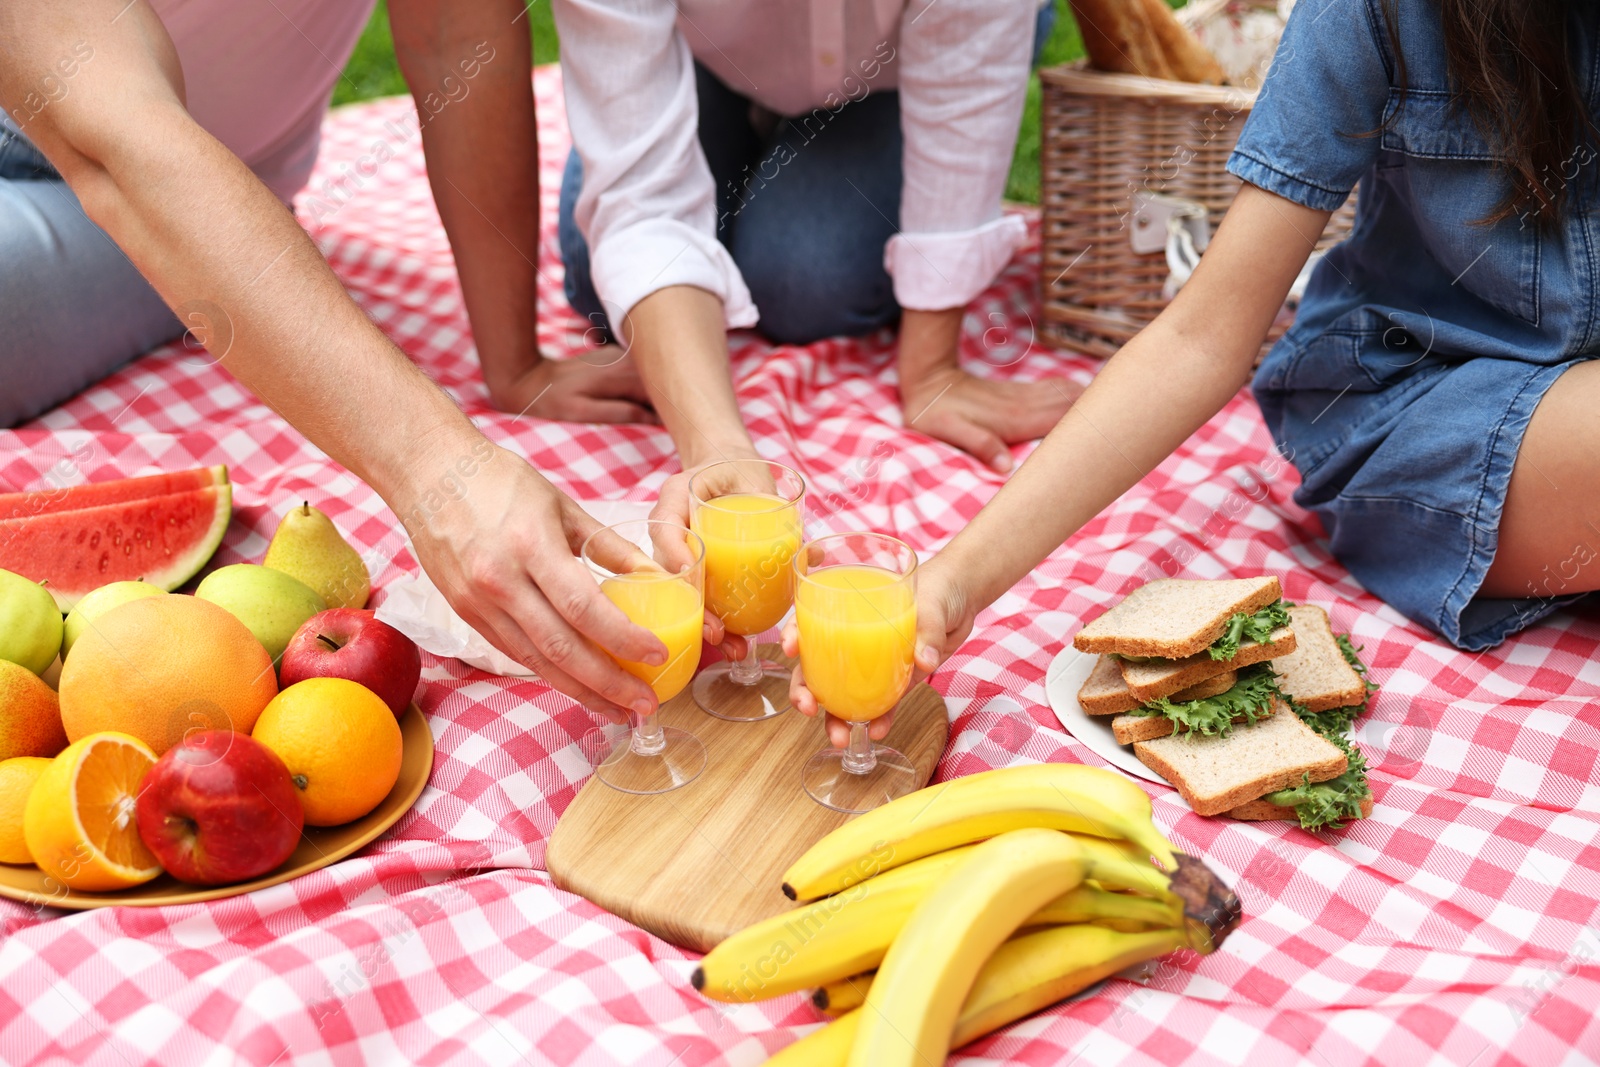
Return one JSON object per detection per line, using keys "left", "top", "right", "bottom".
{"left": 789, "top": 184, "right": 1333, "bottom": 745}
{"left": 915, "top": 186, "right": 1333, "bottom": 666}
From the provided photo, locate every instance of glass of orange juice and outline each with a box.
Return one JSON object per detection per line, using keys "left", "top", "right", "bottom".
{"left": 793, "top": 532, "right": 918, "bottom": 813}
{"left": 581, "top": 519, "right": 707, "bottom": 794}
{"left": 690, "top": 460, "right": 805, "bottom": 721}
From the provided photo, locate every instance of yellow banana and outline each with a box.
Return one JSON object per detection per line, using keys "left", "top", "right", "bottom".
{"left": 700, "top": 838, "right": 1188, "bottom": 1004}
{"left": 694, "top": 846, "right": 976, "bottom": 1002}
{"left": 782, "top": 763, "right": 1178, "bottom": 902}
{"left": 812, "top": 887, "right": 1176, "bottom": 1015}
{"left": 1031, "top": 882, "right": 1182, "bottom": 930}
{"left": 849, "top": 828, "right": 1088, "bottom": 1067}
{"left": 812, "top": 972, "right": 873, "bottom": 1015}
{"left": 769, "top": 924, "right": 1190, "bottom": 1066}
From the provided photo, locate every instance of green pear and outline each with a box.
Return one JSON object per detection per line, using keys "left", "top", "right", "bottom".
{"left": 62, "top": 580, "right": 165, "bottom": 658}
{"left": 263, "top": 502, "right": 370, "bottom": 609}
{"left": 0, "top": 568, "right": 63, "bottom": 676}
{"left": 195, "top": 564, "right": 327, "bottom": 668}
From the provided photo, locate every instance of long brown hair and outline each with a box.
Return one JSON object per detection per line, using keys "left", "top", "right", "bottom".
{"left": 1385, "top": 0, "right": 1595, "bottom": 228}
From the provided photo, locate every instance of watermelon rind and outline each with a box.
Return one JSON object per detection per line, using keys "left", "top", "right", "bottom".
{"left": 0, "top": 483, "right": 233, "bottom": 611}
{"left": 0, "top": 465, "right": 228, "bottom": 522}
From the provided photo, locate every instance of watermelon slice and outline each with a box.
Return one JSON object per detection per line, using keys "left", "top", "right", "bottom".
{"left": 0, "top": 465, "right": 227, "bottom": 521}
{"left": 0, "top": 484, "right": 233, "bottom": 610}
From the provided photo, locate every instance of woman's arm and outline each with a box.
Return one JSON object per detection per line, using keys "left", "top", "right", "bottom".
{"left": 388, "top": 0, "right": 654, "bottom": 424}
{"left": 789, "top": 184, "right": 1332, "bottom": 744}
{"left": 0, "top": 0, "right": 671, "bottom": 720}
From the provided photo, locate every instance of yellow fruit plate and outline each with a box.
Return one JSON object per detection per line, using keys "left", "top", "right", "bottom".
{"left": 0, "top": 704, "right": 434, "bottom": 910}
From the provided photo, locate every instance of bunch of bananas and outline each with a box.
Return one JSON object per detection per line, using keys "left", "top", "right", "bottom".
{"left": 691, "top": 763, "right": 1241, "bottom": 1066}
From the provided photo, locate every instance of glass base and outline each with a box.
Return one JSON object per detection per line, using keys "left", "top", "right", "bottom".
{"left": 692, "top": 660, "right": 792, "bottom": 721}
{"left": 592, "top": 725, "right": 707, "bottom": 794}
{"left": 802, "top": 744, "right": 917, "bottom": 813}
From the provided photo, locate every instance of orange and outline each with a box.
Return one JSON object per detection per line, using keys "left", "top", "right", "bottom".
{"left": 24, "top": 732, "right": 161, "bottom": 890}
{"left": 252, "top": 678, "right": 401, "bottom": 826}
{"left": 58, "top": 595, "right": 276, "bottom": 755}
{"left": 0, "top": 757, "right": 52, "bottom": 864}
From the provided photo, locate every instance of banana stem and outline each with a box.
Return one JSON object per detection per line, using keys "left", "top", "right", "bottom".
{"left": 840, "top": 721, "right": 876, "bottom": 775}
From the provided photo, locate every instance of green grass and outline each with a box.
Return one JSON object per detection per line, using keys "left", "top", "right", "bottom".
{"left": 334, "top": 0, "right": 1083, "bottom": 204}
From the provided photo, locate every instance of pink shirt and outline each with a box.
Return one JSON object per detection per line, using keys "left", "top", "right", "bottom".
{"left": 554, "top": 0, "right": 1035, "bottom": 327}
{"left": 150, "top": 0, "right": 375, "bottom": 203}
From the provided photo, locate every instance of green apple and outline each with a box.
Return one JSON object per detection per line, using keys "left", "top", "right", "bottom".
{"left": 195, "top": 564, "right": 327, "bottom": 668}
{"left": 62, "top": 581, "right": 166, "bottom": 657}
{"left": 0, "top": 568, "right": 64, "bottom": 675}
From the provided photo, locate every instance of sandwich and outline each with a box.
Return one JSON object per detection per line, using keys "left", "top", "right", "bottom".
{"left": 1133, "top": 701, "right": 1350, "bottom": 816}
{"left": 1075, "top": 576, "right": 1296, "bottom": 703}
{"left": 1135, "top": 604, "right": 1375, "bottom": 829}
{"left": 1075, "top": 576, "right": 1294, "bottom": 739}
{"left": 1071, "top": 579, "right": 1378, "bottom": 831}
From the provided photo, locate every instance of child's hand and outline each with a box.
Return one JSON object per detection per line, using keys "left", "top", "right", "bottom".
{"left": 783, "top": 556, "right": 973, "bottom": 748}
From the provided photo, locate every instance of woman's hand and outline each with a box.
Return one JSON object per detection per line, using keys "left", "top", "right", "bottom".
{"left": 486, "top": 350, "right": 658, "bottom": 426}
{"left": 783, "top": 555, "right": 973, "bottom": 747}
{"left": 395, "top": 441, "right": 670, "bottom": 721}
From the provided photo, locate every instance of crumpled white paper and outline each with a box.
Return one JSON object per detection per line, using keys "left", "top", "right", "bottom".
{"left": 374, "top": 499, "right": 653, "bottom": 677}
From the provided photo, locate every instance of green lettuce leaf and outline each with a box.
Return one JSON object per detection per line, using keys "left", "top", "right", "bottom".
{"left": 1208, "top": 600, "right": 1292, "bottom": 661}
{"left": 1264, "top": 737, "right": 1371, "bottom": 831}
{"left": 1127, "top": 663, "right": 1282, "bottom": 739}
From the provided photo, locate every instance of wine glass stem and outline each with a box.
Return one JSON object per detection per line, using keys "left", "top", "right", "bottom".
{"left": 632, "top": 711, "right": 667, "bottom": 757}
{"left": 727, "top": 639, "right": 763, "bottom": 685}
{"left": 840, "top": 720, "right": 877, "bottom": 775}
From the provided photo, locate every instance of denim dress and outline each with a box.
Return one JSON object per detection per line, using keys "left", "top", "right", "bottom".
{"left": 1228, "top": 0, "right": 1600, "bottom": 650}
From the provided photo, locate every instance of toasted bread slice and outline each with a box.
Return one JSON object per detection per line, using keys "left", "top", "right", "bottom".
{"left": 1113, "top": 703, "right": 1258, "bottom": 744}
{"left": 1073, "top": 576, "right": 1282, "bottom": 659}
{"left": 1079, "top": 658, "right": 1237, "bottom": 717}
{"left": 1229, "top": 795, "right": 1375, "bottom": 822}
{"left": 1133, "top": 703, "right": 1347, "bottom": 817}
{"left": 1117, "top": 626, "right": 1296, "bottom": 702}
{"left": 1273, "top": 605, "right": 1367, "bottom": 712}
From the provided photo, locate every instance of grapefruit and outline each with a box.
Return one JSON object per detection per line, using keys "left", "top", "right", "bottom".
{"left": 59, "top": 595, "right": 277, "bottom": 755}
{"left": 0, "top": 479, "right": 231, "bottom": 611}
{"left": 252, "top": 678, "right": 401, "bottom": 826}
{"left": 24, "top": 731, "right": 162, "bottom": 890}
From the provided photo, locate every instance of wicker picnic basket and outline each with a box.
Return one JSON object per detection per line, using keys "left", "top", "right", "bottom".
{"left": 1038, "top": 63, "right": 1357, "bottom": 358}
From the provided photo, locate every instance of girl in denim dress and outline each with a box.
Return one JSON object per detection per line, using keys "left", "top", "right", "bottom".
{"left": 800, "top": 0, "right": 1600, "bottom": 733}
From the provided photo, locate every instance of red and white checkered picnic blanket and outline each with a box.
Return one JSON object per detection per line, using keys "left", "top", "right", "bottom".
{"left": 4, "top": 67, "right": 1599, "bottom": 1066}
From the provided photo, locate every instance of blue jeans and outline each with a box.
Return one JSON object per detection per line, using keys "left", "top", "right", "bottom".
{"left": 559, "top": 4, "right": 1055, "bottom": 345}
{"left": 0, "top": 117, "right": 180, "bottom": 428}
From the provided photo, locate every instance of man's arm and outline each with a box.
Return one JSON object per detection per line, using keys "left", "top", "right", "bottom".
{"left": 0, "top": 0, "right": 670, "bottom": 719}
{"left": 551, "top": 0, "right": 763, "bottom": 507}
{"left": 388, "top": 0, "right": 653, "bottom": 424}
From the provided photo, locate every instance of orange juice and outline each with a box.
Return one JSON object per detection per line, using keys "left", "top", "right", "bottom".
{"left": 794, "top": 564, "right": 915, "bottom": 721}
{"left": 600, "top": 573, "right": 704, "bottom": 701}
{"left": 693, "top": 493, "right": 802, "bottom": 636}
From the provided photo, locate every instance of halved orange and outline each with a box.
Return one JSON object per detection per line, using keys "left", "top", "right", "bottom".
{"left": 24, "top": 732, "right": 162, "bottom": 891}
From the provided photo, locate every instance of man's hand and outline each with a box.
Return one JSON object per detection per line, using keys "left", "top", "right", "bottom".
{"left": 397, "top": 442, "right": 671, "bottom": 721}
{"left": 487, "top": 350, "right": 657, "bottom": 425}
{"left": 902, "top": 366, "right": 1082, "bottom": 474}
{"left": 782, "top": 555, "right": 968, "bottom": 748}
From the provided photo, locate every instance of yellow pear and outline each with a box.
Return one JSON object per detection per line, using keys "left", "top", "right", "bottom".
{"left": 262, "top": 502, "right": 370, "bottom": 609}
{"left": 0, "top": 660, "right": 68, "bottom": 761}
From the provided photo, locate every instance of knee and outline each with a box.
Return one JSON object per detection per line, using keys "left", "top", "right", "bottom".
{"left": 737, "top": 240, "right": 898, "bottom": 345}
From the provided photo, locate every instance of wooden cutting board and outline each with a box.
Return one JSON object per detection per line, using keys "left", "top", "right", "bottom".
{"left": 547, "top": 646, "right": 949, "bottom": 953}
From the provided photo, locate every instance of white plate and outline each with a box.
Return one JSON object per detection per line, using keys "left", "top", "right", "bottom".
{"left": 1043, "top": 646, "right": 1170, "bottom": 786}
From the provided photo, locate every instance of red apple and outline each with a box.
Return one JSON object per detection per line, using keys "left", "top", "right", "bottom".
{"left": 279, "top": 608, "right": 421, "bottom": 716}
{"left": 136, "top": 730, "right": 303, "bottom": 886}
